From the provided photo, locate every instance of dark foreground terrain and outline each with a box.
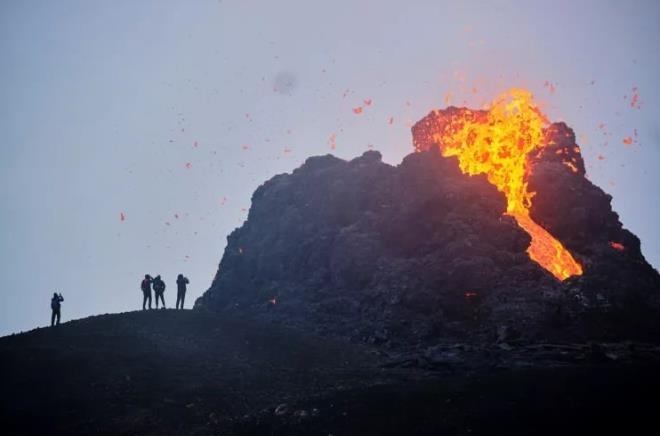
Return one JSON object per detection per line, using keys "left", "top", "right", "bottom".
{"left": 1, "top": 310, "right": 659, "bottom": 435}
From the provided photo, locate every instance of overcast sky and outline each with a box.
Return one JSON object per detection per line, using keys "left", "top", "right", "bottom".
{"left": 1, "top": 0, "right": 658, "bottom": 336}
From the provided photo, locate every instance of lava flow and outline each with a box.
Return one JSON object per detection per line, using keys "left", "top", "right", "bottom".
{"left": 414, "top": 88, "right": 583, "bottom": 280}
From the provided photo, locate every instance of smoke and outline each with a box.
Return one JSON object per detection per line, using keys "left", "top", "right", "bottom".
{"left": 273, "top": 71, "right": 297, "bottom": 96}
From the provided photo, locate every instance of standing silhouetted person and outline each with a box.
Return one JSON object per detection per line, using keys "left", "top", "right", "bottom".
{"left": 153, "top": 275, "right": 166, "bottom": 309}
{"left": 141, "top": 274, "right": 152, "bottom": 310}
{"left": 176, "top": 274, "right": 189, "bottom": 309}
{"left": 50, "top": 293, "right": 64, "bottom": 326}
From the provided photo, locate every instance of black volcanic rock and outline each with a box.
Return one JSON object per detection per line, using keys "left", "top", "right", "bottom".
{"left": 196, "top": 121, "right": 660, "bottom": 347}
{"left": 527, "top": 122, "right": 660, "bottom": 339}
{"left": 3, "top": 311, "right": 660, "bottom": 436}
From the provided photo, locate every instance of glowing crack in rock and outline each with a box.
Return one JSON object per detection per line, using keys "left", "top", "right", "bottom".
{"left": 609, "top": 241, "right": 625, "bottom": 251}
{"left": 415, "top": 88, "right": 583, "bottom": 280}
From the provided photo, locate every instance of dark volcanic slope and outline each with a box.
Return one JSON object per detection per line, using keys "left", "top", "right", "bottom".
{"left": 196, "top": 130, "right": 660, "bottom": 346}
{"left": 0, "top": 310, "right": 377, "bottom": 436}
{"left": 3, "top": 311, "right": 660, "bottom": 436}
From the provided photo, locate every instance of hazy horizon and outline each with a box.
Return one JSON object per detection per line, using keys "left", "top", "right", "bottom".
{"left": 1, "top": 0, "right": 659, "bottom": 336}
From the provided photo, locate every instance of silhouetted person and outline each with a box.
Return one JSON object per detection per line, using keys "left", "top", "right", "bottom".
{"left": 50, "top": 293, "right": 64, "bottom": 326}
{"left": 176, "top": 274, "right": 189, "bottom": 309}
{"left": 153, "top": 275, "right": 166, "bottom": 309}
{"left": 141, "top": 274, "right": 152, "bottom": 310}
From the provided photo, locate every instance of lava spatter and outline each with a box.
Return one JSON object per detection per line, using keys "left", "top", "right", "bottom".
{"left": 413, "top": 88, "right": 583, "bottom": 280}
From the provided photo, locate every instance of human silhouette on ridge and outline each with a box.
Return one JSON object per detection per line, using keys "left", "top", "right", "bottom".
{"left": 141, "top": 274, "right": 152, "bottom": 310}
{"left": 50, "top": 292, "right": 64, "bottom": 326}
{"left": 152, "top": 275, "right": 166, "bottom": 309}
{"left": 176, "top": 274, "right": 189, "bottom": 309}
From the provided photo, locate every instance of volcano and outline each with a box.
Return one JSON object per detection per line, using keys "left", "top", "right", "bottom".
{"left": 3, "top": 90, "right": 660, "bottom": 436}
{"left": 196, "top": 90, "right": 660, "bottom": 347}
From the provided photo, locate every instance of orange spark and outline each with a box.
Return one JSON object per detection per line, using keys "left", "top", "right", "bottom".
{"left": 630, "top": 87, "right": 641, "bottom": 109}
{"left": 543, "top": 80, "right": 556, "bottom": 94}
{"left": 353, "top": 106, "right": 363, "bottom": 114}
{"left": 328, "top": 133, "right": 337, "bottom": 150}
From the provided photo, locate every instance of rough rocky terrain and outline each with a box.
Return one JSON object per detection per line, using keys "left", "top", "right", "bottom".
{"left": 195, "top": 117, "right": 660, "bottom": 348}
{"left": 2, "top": 310, "right": 659, "bottom": 435}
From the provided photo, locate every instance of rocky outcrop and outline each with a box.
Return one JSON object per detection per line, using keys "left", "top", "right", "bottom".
{"left": 196, "top": 116, "right": 660, "bottom": 348}
{"left": 527, "top": 122, "right": 660, "bottom": 340}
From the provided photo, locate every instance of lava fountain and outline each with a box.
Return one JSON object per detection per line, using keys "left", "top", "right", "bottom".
{"left": 413, "top": 88, "right": 583, "bottom": 280}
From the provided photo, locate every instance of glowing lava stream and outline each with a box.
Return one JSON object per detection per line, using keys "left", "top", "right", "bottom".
{"left": 426, "top": 88, "right": 583, "bottom": 280}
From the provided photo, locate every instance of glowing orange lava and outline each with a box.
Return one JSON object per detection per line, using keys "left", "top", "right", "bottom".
{"left": 420, "top": 88, "right": 583, "bottom": 280}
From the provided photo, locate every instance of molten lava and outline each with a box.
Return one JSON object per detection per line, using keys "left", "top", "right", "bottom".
{"left": 416, "top": 88, "right": 583, "bottom": 280}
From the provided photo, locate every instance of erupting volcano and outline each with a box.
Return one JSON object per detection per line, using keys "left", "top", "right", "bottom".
{"left": 412, "top": 89, "right": 582, "bottom": 280}
{"left": 198, "top": 85, "right": 660, "bottom": 348}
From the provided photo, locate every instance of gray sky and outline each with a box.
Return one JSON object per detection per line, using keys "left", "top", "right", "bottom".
{"left": 1, "top": 0, "right": 658, "bottom": 336}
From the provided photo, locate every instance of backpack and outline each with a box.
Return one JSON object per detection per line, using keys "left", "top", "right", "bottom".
{"left": 141, "top": 279, "right": 150, "bottom": 292}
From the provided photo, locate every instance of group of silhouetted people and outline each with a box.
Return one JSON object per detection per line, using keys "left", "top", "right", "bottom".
{"left": 141, "top": 273, "right": 189, "bottom": 310}
{"left": 48, "top": 273, "right": 191, "bottom": 327}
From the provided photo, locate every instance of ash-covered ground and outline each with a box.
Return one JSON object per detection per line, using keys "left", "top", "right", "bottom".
{"left": 2, "top": 310, "right": 659, "bottom": 436}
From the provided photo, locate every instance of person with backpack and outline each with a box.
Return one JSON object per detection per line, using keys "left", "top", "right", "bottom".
{"left": 152, "top": 275, "right": 166, "bottom": 309}
{"left": 176, "top": 274, "right": 190, "bottom": 309}
{"left": 141, "top": 274, "right": 153, "bottom": 310}
{"left": 50, "top": 292, "right": 64, "bottom": 326}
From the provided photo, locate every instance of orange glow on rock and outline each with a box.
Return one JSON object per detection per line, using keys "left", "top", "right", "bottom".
{"left": 564, "top": 161, "right": 579, "bottom": 173}
{"left": 417, "top": 88, "right": 583, "bottom": 280}
{"left": 609, "top": 241, "right": 625, "bottom": 251}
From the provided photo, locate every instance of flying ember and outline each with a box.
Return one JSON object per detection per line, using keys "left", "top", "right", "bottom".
{"left": 415, "top": 88, "right": 583, "bottom": 280}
